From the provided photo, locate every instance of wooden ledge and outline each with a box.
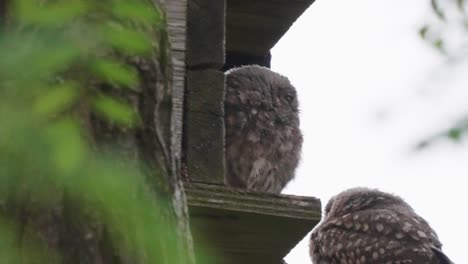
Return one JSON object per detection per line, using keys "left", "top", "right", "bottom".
{"left": 185, "top": 182, "right": 321, "bottom": 264}
{"left": 185, "top": 182, "right": 321, "bottom": 219}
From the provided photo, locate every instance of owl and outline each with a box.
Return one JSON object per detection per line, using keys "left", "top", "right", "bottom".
{"left": 310, "top": 187, "right": 453, "bottom": 264}
{"left": 224, "top": 65, "right": 302, "bottom": 193}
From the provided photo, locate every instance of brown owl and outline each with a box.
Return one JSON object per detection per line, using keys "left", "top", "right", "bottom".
{"left": 224, "top": 65, "right": 302, "bottom": 193}
{"left": 310, "top": 187, "right": 453, "bottom": 264}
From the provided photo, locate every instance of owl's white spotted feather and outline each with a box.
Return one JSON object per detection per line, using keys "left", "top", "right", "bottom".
{"left": 310, "top": 187, "right": 453, "bottom": 264}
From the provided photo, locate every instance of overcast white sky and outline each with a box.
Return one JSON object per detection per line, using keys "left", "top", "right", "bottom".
{"left": 271, "top": 0, "right": 468, "bottom": 263}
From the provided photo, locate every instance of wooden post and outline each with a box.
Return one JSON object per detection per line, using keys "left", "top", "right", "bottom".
{"left": 184, "top": 0, "right": 226, "bottom": 184}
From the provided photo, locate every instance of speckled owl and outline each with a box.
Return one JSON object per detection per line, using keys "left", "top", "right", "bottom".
{"left": 224, "top": 65, "right": 302, "bottom": 193}
{"left": 310, "top": 187, "right": 454, "bottom": 264}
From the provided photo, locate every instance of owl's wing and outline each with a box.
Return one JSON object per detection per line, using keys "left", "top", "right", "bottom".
{"left": 431, "top": 246, "right": 454, "bottom": 264}
{"left": 246, "top": 158, "right": 281, "bottom": 193}
{"left": 309, "top": 230, "right": 334, "bottom": 264}
{"left": 314, "top": 209, "right": 444, "bottom": 263}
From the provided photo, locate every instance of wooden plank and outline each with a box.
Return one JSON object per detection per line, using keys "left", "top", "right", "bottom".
{"left": 185, "top": 183, "right": 321, "bottom": 264}
{"left": 185, "top": 183, "right": 321, "bottom": 219}
{"left": 166, "top": 2, "right": 198, "bottom": 264}
{"left": 226, "top": 0, "right": 315, "bottom": 55}
{"left": 187, "top": 0, "right": 225, "bottom": 68}
{"left": 184, "top": 70, "right": 225, "bottom": 184}
{"left": 167, "top": 0, "right": 187, "bottom": 169}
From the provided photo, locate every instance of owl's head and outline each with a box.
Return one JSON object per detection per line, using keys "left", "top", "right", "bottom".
{"left": 225, "top": 65, "right": 299, "bottom": 125}
{"left": 324, "top": 187, "right": 412, "bottom": 219}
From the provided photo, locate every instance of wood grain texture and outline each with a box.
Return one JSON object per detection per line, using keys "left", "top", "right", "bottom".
{"left": 167, "top": 0, "right": 187, "bottom": 173}
{"left": 185, "top": 182, "right": 321, "bottom": 264}
{"left": 166, "top": 2, "right": 197, "bottom": 264}
{"left": 167, "top": 0, "right": 187, "bottom": 52}
{"left": 226, "top": 0, "right": 315, "bottom": 55}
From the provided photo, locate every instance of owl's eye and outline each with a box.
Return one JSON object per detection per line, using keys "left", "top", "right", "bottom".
{"left": 285, "top": 95, "right": 294, "bottom": 102}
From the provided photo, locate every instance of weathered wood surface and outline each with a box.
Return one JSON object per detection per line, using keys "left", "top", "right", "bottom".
{"left": 166, "top": 1, "right": 197, "bottom": 263}
{"left": 226, "top": 0, "right": 315, "bottom": 56}
{"left": 166, "top": 0, "right": 187, "bottom": 52}
{"left": 167, "top": 0, "right": 187, "bottom": 172}
{"left": 185, "top": 182, "right": 321, "bottom": 219}
{"left": 185, "top": 183, "right": 321, "bottom": 264}
{"left": 187, "top": 0, "right": 225, "bottom": 68}
{"left": 184, "top": 69, "right": 225, "bottom": 184}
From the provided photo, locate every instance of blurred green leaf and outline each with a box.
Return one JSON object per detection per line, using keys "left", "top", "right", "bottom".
{"left": 431, "top": 0, "right": 446, "bottom": 20}
{"left": 419, "top": 25, "right": 429, "bottom": 39}
{"left": 457, "top": 0, "right": 465, "bottom": 14}
{"left": 433, "top": 38, "right": 444, "bottom": 51}
{"left": 111, "top": 2, "right": 162, "bottom": 24}
{"left": 71, "top": 157, "right": 174, "bottom": 263}
{"left": 447, "top": 128, "right": 462, "bottom": 141}
{"left": 0, "top": 0, "right": 200, "bottom": 263}
{"left": 102, "top": 24, "right": 152, "bottom": 54}
{"left": 92, "top": 95, "right": 137, "bottom": 126}
{"left": 14, "top": 0, "right": 88, "bottom": 26}
{"left": 0, "top": 35, "right": 80, "bottom": 81}
{"left": 45, "top": 119, "right": 86, "bottom": 174}
{"left": 34, "top": 82, "right": 78, "bottom": 116}
{"left": 92, "top": 59, "right": 139, "bottom": 88}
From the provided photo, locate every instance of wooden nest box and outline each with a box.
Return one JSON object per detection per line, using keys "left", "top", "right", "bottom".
{"left": 166, "top": 0, "right": 320, "bottom": 263}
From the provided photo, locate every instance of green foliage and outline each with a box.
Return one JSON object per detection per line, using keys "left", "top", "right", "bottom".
{"left": 417, "top": 0, "right": 468, "bottom": 147}
{"left": 93, "top": 95, "right": 139, "bottom": 126}
{"left": 431, "top": 0, "right": 446, "bottom": 21}
{"left": 92, "top": 58, "right": 139, "bottom": 88}
{"left": 416, "top": 119, "right": 468, "bottom": 150}
{"left": 0, "top": 0, "right": 184, "bottom": 263}
{"left": 420, "top": 0, "right": 467, "bottom": 54}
